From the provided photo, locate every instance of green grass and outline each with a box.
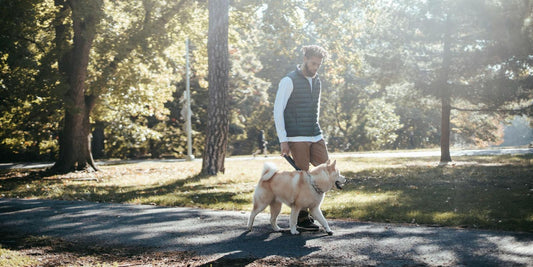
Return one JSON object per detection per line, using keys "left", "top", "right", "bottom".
{"left": 1, "top": 153, "right": 532, "bottom": 232}
{"left": 0, "top": 246, "right": 39, "bottom": 267}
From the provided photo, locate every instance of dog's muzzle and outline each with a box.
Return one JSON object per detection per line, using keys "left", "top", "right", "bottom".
{"left": 335, "top": 181, "right": 343, "bottom": 189}
{"left": 335, "top": 175, "right": 346, "bottom": 190}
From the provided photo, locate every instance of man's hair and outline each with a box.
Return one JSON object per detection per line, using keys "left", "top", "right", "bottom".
{"left": 301, "top": 45, "right": 328, "bottom": 60}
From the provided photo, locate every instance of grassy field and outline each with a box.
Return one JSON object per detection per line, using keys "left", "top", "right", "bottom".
{"left": 1, "top": 153, "right": 532, "bottom": 232}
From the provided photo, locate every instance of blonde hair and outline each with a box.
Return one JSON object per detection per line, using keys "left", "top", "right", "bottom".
{"left": 301, "top": 45, "right": 328, "bottom": 60}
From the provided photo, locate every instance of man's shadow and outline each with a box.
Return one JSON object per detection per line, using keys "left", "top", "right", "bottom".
{"left": 199, "top": 226, "right": 329, "bottom": 266}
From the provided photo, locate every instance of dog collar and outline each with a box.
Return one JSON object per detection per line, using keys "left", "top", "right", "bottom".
{"left": 306, "top": 172, "right": 324, "bottom": 195}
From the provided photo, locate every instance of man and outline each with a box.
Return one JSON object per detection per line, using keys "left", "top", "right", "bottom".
{"left": 273, "top": 45, "right": 329, "bottom": 231}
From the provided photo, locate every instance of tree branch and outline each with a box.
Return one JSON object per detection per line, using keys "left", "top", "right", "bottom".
{"left": 94, "top": 0, "right": 187, "bottom": 90}
{"left": 1, "top": 34, "right": 47, "bottom": 53}
{"left": 451, "top": 104, "right": 532, "bottom": 114}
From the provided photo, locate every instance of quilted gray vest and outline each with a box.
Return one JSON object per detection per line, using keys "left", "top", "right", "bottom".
{"left": 284, "top": 69, "right": 322, "bottom": 137}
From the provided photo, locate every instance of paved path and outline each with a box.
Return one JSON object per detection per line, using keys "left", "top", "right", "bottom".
{"left": 1, "top": 198, "right": 532, "bottom": 266}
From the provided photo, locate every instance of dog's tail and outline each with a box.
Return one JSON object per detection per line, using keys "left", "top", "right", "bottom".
{"left": 260, "top": 162, "right": 277, "bottom": 181}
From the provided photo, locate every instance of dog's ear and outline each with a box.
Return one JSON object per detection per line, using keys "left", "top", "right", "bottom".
{"left": 327, "top": 159, "right": 336, "bottom": 171}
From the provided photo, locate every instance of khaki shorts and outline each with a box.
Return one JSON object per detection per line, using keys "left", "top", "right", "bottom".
{"left": 288, "top": 139, "right": 329, "bottom": 171}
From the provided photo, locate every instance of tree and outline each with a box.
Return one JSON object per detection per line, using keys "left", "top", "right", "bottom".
{"left": 51, "top": 0, "right": 103, "bottom": 172}
{"left": 362, "top": 0, "right": 533, "bottom": 162}
{"left": 3, "top": 0, "right": 530, "bottom": 164}
{"left": 202, "top": 0, "right": 230, "bottom": 175}
{"left": 0, "top": 0, "right": 63, "bottom": 162}
{"left": 92, "top": 0, "right": 204, "bottom": 160}
{"left": 50, "top": 0, "right": 193, "bottom": 172}
{"left": 226, "top": 1, "right": 271, "bottom": 155}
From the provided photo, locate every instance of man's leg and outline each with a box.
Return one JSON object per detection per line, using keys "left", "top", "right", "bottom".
{"left": 289, "top": 140, "right": 329, "bottom": 169}
{"left": 288, "top": 142, "right": 311, "bottom": 171}
{"left": 288, "top": 142, "right": 318, "bottom": 231}
{"left": 310, "top": 139, "right": 329, "bottom": 167}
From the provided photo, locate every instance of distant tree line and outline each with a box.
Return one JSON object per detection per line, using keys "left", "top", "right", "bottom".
{"left": 1, "top": 0, "right": 531, "bottom": 166}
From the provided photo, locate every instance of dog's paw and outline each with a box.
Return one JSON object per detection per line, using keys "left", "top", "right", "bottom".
{"left": 326, "top": 231, "right": 333, "bottom": 235}
{"left": 290, "top": 229, "right": 300, "bottom": 235}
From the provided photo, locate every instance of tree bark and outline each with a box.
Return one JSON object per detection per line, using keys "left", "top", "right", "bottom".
{"left": 440, "top": 96, "right": 452, "bottom": 162}
{"left": 51, "top": 0, "right": 102, "bottom": 173}
{"left": 439, "top": 14, "right": 452, "bottom": 163}
{"left": 202, "top": 0, "right": 229, "bottom": 175}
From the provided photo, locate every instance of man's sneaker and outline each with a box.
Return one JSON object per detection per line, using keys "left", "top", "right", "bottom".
{"left": 297, "top": 217, "right": 319, "bottom": 231}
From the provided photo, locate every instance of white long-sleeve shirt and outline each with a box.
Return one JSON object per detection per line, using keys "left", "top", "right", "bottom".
{"left": 273, "top": 74, "right": 323, "bottom": 143}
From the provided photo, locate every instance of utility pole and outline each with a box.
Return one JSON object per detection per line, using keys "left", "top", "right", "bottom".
{"left": 185, "top": 38, "right": 194, "bottom": 161}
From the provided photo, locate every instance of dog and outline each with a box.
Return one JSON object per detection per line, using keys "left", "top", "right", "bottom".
{"left": 247, "top": 159, "right": 346, "bottom": 235}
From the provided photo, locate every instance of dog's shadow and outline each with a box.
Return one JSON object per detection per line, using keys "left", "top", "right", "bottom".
{"left": 199, "top": 226, "right": 326, "bottom": 266}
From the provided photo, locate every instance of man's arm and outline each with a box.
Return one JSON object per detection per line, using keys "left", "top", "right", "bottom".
{"left": 273, "top": 76, "right": 293, "bottom": 156}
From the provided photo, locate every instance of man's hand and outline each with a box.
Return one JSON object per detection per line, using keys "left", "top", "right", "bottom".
{"left": 280, "top": 142, "right": 290, "bottom": 156}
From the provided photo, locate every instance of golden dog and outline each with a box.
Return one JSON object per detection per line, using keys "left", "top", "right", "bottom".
{"left": 247, "top": 159, "right": 346, "bottom": 235}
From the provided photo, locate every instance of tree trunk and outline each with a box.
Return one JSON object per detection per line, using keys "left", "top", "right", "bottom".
{"left": 51, "top": 0, "right": 102, "bottom": 173}
{"left": 438, "top": 14, "right": 453, "bottom": 163}
{"left": 91, "top": 121, "right": 105, "bottom": 159}
{"left": 202, "top": 0, "right": 229, "bottom": 175}
{"left": 440, "top": 96, "right": 452, "bottom": 162}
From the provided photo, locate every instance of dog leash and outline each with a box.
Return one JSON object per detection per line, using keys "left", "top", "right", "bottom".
{"left": 283, "top": 155, "right": 326, "bottom": 194}
{"left": 283, "top": 155, "right": 301, "bottom": 171}
{"left": 284, "top": 155, "right": 347, "bottom": 190}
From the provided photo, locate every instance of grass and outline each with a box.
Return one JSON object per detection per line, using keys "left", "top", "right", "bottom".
{"left": 1, "top": 153, "right": 532, "bottom": 232}
{"left": 0, "top": 231, "right": 208, "bottom": 266}
{"left": 0, "top": 246, "right": 39, "bottom": 267}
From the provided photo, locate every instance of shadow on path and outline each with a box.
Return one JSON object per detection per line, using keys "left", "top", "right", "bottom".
{"left": 1, "top": 198, "right": 532, "bottom": 266}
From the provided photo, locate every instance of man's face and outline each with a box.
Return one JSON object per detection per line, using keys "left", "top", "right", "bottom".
{"left": 303, "top": 56, "right": 323, "bottom": 77}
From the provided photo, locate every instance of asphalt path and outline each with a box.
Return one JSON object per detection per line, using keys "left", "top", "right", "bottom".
{"left": 1, "top": 198, "right": 532, "bottom": 266}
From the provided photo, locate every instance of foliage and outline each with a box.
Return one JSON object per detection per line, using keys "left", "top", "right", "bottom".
{"left": 227, "top": 2, "right": 272, "bottom": 155}
{"left": 0, "top": 0, "right": 531, "bottom": 162}
{"left": 89, "top": 0, "right": 206, "bottom": 159}
{"left": 386, "top": 83, "right": 442, "bottom": 149}
{"left": 362, "top": 0, "right": 533, "bottom": 149}
{"left": 0, "top": 0, "right": 62, "bottom": 161}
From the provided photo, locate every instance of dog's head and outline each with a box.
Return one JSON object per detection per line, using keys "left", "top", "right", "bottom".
{"left": 326, "top": 160, "right": 346, "bottom": 190}
{"left": 311, "top": 159, "right": 346, "bottom": 192}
